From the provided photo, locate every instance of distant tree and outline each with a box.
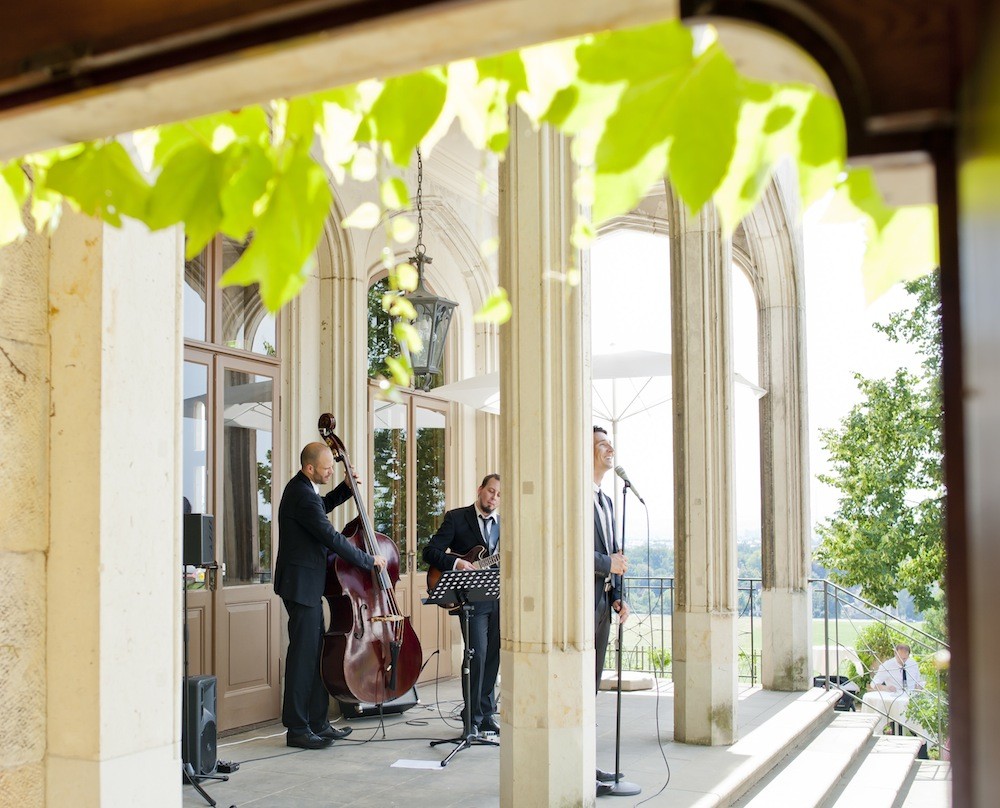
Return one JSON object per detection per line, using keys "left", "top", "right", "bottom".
{"left": 815, "top": 271, "right": 943, "bottom": 613}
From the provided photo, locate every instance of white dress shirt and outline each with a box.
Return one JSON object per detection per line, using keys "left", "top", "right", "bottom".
{"left": 872, "top": 655, "right": 923, "bottom": 693}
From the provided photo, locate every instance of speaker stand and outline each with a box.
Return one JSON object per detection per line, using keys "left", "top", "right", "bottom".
{"left": 182, "top": 566, "right": 227, "bottom": 806}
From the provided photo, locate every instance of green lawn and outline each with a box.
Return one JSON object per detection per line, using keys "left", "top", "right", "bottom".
{"left": 614, "top": 616, "right": 924, "bottom": 677}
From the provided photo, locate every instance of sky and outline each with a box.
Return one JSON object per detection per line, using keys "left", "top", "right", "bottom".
{"left": 590, "top": 205, "right": 923, "bottom": 546}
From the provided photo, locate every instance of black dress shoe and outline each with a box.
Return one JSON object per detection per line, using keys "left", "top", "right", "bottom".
{"left": 286, "top": 731, "right": 332, "bottom": 750}
{"left": 596, "top": 781, "right": 614, "bottom": 797}
{"left": 479, "top": 718, "right": 501, "bottom": 735}
{"left": 314, "top": 724, "right": 353, "bottom": 741}
{"left": 596, "top": 768, "right": 622, "bottom": 783}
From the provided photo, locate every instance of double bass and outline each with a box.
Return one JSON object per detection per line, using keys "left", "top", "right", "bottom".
{"left": 317, "top": 413, "right": 423, "bottom": 705}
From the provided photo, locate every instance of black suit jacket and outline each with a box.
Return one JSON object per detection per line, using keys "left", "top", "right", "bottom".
{"left": 423, "top": 505, "right": 499, "bottom": 611}
{"left": 274, "top": 471, "right": 373, "bottom": 606}
{"left": 594, "top": 491, "right": 622, "bottom": 609}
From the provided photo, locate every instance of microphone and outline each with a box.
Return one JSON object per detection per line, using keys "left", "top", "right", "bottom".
{"left": 614, "top": 465, "right": 645, "bottom": 504}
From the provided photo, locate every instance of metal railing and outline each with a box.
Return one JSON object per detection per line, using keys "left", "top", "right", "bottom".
{"left": 604, "top": 576, "right": 763, "bottom": 685}
{"left": 605, "top": 575, "right": 949, "bottom": 755}
{"left": 812, "top": 578, "right": 949, "bottom": 755}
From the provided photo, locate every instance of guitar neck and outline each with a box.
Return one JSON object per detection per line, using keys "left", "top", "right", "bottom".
{"left": 474, "top": 551, "right": 500, "bottom": 569}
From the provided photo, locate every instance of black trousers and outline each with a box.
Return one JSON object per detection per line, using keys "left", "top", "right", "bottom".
{"left": 595, "top": 590, "right": 613, "bottom": 693}
{"left": 459, "top": 601, "right": 500, "bottom": 727}
{"left": 281, "top": 598, "right": 330, "bottom": 734}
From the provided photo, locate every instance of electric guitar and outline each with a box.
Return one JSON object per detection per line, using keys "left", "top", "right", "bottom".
{"left": 426, "top": 546, "right": 500, "bottom": 608}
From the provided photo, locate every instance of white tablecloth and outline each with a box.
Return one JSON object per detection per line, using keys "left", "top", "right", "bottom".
{"left": 861, "top": 690, "right": 925, "bottom": 735}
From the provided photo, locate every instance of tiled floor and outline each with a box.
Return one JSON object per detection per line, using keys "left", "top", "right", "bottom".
{"left": 182, "top": 679, "right": 939, "bottom": 808}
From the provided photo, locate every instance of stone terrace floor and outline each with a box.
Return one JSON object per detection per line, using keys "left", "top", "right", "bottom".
{"left": 184, "top": 678, "right": 949, "bottom": 808}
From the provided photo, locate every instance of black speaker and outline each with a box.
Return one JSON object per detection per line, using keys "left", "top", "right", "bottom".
{"left": 183, "top": 514, "right": 214, "bottom": 567}
{"left": 183, "top": 675, "right": 218, "bottom": 775}
{"left": 337, "top": 685, "right": 419, "bottom": 719}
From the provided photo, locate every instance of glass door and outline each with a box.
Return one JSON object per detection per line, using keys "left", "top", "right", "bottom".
{"left": 214, "top": 356, "right": 281, "bottom": 728}
{"left": 370, "top": 387, "right": 453, "bottom": 679}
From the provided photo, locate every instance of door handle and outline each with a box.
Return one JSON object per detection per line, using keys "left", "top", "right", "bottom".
{"left": 206, "top": 564, "right": 220, "bottom": 592}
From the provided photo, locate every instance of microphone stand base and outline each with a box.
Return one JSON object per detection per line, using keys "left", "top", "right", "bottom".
{"left": 603, "top": 779, "right": 642, "bottom": 797}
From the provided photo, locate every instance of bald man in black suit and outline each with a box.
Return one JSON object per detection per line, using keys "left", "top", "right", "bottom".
{"left": 275, "top": 442, "right": 386, "bottom": 750}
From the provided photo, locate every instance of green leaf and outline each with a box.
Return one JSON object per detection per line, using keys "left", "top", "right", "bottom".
{"left": 1, "top": 162, "right": 29, "bottom": 206}
{"left": 383, "top": 293, "right": 417, "bottom": 320}
{"left": 576, "top": 21, "right": 694, "bottom": 85}
{"left": 219, "top": 151, "right": 332, "bottom": 311}
{"left": 476, "top": 52, "right": 529, "bottom": 103}
{"left": 146, "top": 140, "right": 227, "bottom": 255}
{"left": 364, "top": 70, "right": 448, "bottom": 165}
{"left": 712, "top": 80, "right": 809, "bottom": 231}
{"left": 519, "top": 39, "right": 581, "bottom": 123}
{"left": 593, "top": 147, "right": 668, "bottom": 225}
{"left": 390, "top": 216, "right": 416, "bottom": 243}
{"left": 384, "top": 354, "right": 413, "bottom": 387}
{"left": 665, "top": 42, "right": 740, "bottom": 214}
{"left": 341, "top": 202, "right": 381, "bottom": 230}
{"left": 44, "top": 141, "right": 150, "bottom": 226}
{"left": 0, "top": 169, "right": 26, "bottom": 245}
{"left": 153, "top": 107, "right": 269, "bottom": 166}
{"left": 474, "top": 287, "right": 513, "bottom": 325}
{"left": 392, "top": 261, "right": 419, "bottom": 292}
{"left": 281, "top": 97, "right": 318, "bottom": 147}
{"left": 380, "top": 177, "right": 409, "bottom": 210}
{"left": 219, "top": 143, "right": 275, "bottom": 239}
{"left": 797, "top": 91, "right": 846, "bottom": 208}
{"left": 393, "top": 320, "right": 423, "bottom": 353}
{"left": 861, "top": 205, "right": 939, "bottom": 302}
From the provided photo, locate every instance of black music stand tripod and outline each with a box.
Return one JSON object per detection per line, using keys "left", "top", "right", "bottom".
{"left": 425, "top": 567, "right": 500, "bottom": 767}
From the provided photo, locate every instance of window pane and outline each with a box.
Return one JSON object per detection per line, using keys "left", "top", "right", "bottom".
{"left": 182, "top": 362, "right": 209, "bottom": 514}
{"left": 221, "top": 237, "right": 277, "bottom": 356}
{"left": 184, "top": 251, "right": 208, "bottom": 342}
{"left": 415, "top": 406, "right": 447, "bottom": 572}
{"left": 372, "top": 400, "right": 408, "bottom": 573}
{"left": 368, "top": 277, "right": 395, "bottom": 378}
{"left": 222, "top": 369, "right": 274, "bottom": 586}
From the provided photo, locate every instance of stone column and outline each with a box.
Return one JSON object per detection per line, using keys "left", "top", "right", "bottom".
{"left": 318, "top": 224, "right": 368, "bottom": 463}
{"left": 747, "top": 185, "right": 812, "bottom": 692}
{"left": 668, "top": 189, "right": 738, "bottom": 745}
{"left": 0, "top": 228, "right": 50, "bottom": 807}
{"left": 498, "top": 108, "right": 595, "bottom": 806}
{"left": 47, "top": 212, "right": 183, "bottom": 805}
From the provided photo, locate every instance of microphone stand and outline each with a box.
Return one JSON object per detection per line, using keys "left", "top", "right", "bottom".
{"left": 606, "top": 481, "right": 641, "bottom": 797}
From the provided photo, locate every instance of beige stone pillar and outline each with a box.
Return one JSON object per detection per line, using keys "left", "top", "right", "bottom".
{"left": 318, "top": 224, "right": 368, "bottom": 463}
{"left": 668, "top": 189, "right": 738, "bottom": 745}
{"left": 746, "top": 186, "right": 812, "bottom": 691}
{"left": 46, "top": 212, "right": 183, "bottom": 805}
{"left": 0, "top": 228, "right": 50, "bottom": 807}
{"left": 498, "top": 108, "right": 595, "bottom": 806}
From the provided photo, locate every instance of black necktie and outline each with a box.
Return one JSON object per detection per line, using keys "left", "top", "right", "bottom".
{"left": 902, "top": 667, "right": 908, "bottom": 689}
{"left": 481, "top": 516, "right": 495, "bottom": 553}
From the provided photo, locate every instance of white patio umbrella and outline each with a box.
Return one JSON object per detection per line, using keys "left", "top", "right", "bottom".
{"left": 427, "top": 350, "right": 765, "bottom": 424}
{"left": 429, "top": 350, "right": 766, "bottom": 570}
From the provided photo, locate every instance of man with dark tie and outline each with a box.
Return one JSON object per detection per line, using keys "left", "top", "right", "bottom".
{"left": 274, "top": 442, "right": 387, "bottom": 750}
{"left": 593, "top": 426, "right": 631, "bottom": 794}
{"left": 423, "top": 474, "right": 501, "bottom": 735}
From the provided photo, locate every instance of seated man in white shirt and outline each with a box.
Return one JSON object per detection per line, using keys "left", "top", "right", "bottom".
{"left": 862, "top": 643, "right": 924, "bottom": 732}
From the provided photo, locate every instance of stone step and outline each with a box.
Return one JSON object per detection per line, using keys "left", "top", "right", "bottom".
{"left": 825, "top": 735, "right": 924, "bottom": 808}
{"left": 735, "top": 711, "right": 882, "bottom": 808}
{"left": 660, "top": 687, "right": 843, "bottom": 807}
{"left": 895, "top": 759, "right": 951, "bottom": 807}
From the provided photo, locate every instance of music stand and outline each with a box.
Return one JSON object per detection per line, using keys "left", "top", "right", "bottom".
{"left": 425, "top": 567, "right": 500, "bottom": 767}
